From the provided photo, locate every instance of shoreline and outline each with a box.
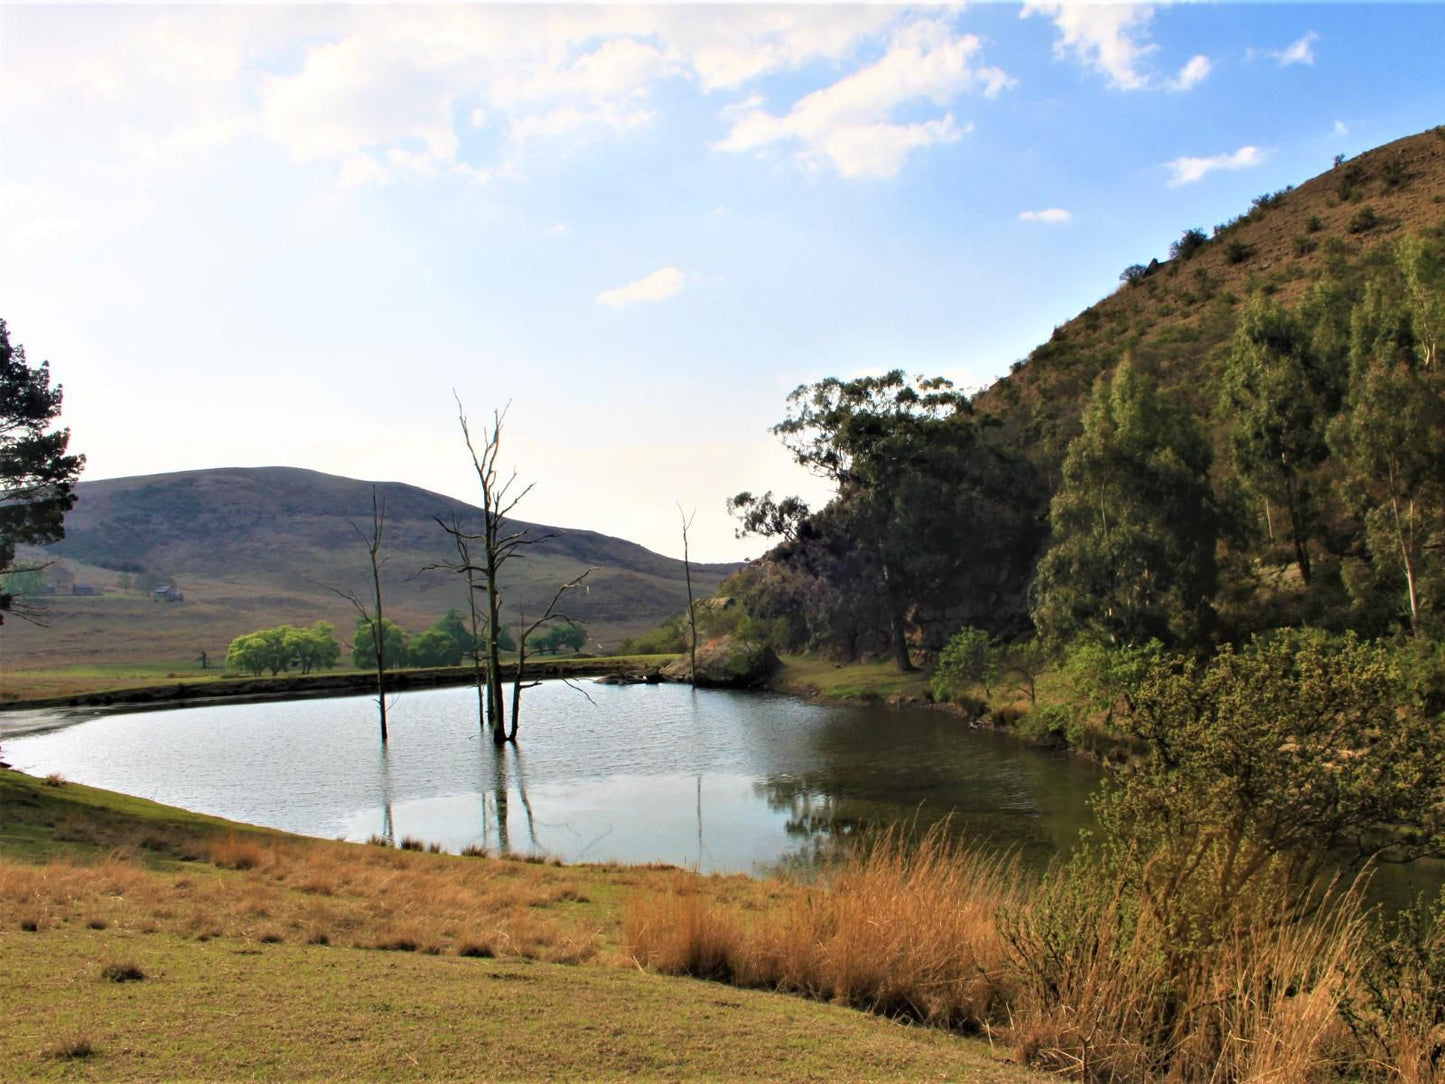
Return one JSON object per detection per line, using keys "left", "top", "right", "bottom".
{"left": 0, "top": 657, "right": 669, "bottom": 739}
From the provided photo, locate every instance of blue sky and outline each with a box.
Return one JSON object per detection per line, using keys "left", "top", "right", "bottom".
{"left": 2, "top": 3, "right": 1441, "bottom": 561}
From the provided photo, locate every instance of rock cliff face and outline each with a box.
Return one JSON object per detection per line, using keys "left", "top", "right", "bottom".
{"left": 660, "top": 637, "right": 779, "bottom": 688}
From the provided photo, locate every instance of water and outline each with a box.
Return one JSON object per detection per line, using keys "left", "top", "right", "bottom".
{"left": 2, "top": 682, "right": 1101, "bottom": 877}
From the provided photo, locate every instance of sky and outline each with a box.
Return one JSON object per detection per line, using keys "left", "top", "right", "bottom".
{"left": 2, "top": 3, "right": 1441, "bottom": 563}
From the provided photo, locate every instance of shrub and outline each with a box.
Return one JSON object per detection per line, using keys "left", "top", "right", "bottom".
{"left": 1169, "top": 228, "right": 1209, "bottom": 261}
{"left": 1349, "top": 206, "right": 1382, "bottom": 234}
{"left": 932, "top": 627, "right": 998, "bottom": 701}
{"left": 100, "top": 961, "right": 145, "bottom": 983}
{"left": 1224, "top": 239, "right": 1254, "bottom": 264}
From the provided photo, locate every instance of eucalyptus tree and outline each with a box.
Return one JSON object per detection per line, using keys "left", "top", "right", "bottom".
{"left": 1221, "top": 298, "right": 1335, "bottom": 585}
{"left": 1033, "top": 357, "right": 1218, "bottom": 648}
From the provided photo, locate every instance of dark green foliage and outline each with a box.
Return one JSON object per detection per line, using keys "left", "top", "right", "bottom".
{"left": 1119, "top": 263, "right": 1149, "bottom": 286}
{"left": 1101, "top": 631, "right": 1444, "bottom": 935}
{"left": 1221, "top": 298, "right": 1341, "bottom": 587}
{"left": 408, "top": 627, "right": 463, "bottom": 667}
{"left": 1349, "top": 205, "right": 1382, "bottom": 234}
{"left": 932, "top": 627, "right": 998, "bottom": 701}
{"left": 1033, "top": 358, "right": 1218, "bottom": 648}
{"left": 527, "top": 622, "right": 585, "bottom": 655}
{"left": 351, "top": 618, "right": 409, "bottom": 670}
{"left": 0, "top": 320, "right": 84, "bottom": 621}
{"left": 755, "top": 371, "right": 1043, "bottom": 666}
{"left": 1168, "top": 228, "right": 1209, "bottom": 261}
{"left": 1223, "top": 239, "right": 1253, "bottom": 265}
{"left": 1327, "top": 238, "right": 1445, "bottom": 635}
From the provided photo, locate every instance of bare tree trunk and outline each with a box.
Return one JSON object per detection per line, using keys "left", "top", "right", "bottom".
{"left": 324, "top": 487, "right": 390, "bottom": 744}
{"left": 679, "top": 505, "right": 697, "bottom": 686}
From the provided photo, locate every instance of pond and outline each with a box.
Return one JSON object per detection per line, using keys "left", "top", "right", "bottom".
{"left": 3, "top": 681, "right": 1102, "bottom": 877}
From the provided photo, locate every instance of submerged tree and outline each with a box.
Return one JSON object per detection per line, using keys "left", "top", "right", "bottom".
{"left": 442, "top": 398, "right": 592, "bottom": 744}
{"left": 0, "top": 320, "right": 85, "bottom": 624}
{"left": 327, "top": 488, "right": 393, "bottom": 743}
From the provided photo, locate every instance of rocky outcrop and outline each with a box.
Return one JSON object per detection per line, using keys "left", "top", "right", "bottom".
{"left": 659, "top": 637, "right": 779, "bottom": 689}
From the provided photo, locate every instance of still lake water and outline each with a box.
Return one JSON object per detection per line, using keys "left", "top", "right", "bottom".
{"left": 4, "top": 682, "right": 1102, "bottom": 876}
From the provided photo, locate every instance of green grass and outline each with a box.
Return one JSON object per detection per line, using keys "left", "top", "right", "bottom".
{"left": 0, "top": 770, "right": 1036, "bottom": 1081}
{"left": 772, "top": 654, "right": 936, "bottom": 703}
{"left": 2, "top": 932, "right": 1025, "bottom": 1081}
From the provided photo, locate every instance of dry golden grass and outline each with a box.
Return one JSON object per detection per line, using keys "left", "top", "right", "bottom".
{"left": 628, "top": 829, "right": 1022, "bottom": 1030}
{"left": 624, "top": 828, "right": 1426, "bottom": 1083}
{"left": 0, "top": 834, "right": 603, "bottom": 964}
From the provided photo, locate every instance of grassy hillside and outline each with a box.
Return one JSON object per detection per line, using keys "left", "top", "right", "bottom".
{"left": 977, "top": 126, "right": 1445, "bottom": 466}
{"left": 0, "top": 467, "right": 736, "bottom": 682}
{"left": 0, "top": 768, "right": 1031, "bottom": 1081}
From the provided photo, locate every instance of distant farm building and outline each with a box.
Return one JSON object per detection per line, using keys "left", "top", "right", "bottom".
{"left": 152, "top": 585, "right": 184, "bottom": 603}
{"left": 71, "top": 583, "right": 99, "bottom": 596}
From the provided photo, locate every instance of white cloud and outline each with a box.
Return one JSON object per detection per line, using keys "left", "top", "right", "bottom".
{"left": 714, "top": 17, "right": 1010, "bottom": 178}
{"left": 1333, "top": 120, "right": 1349, "bottom": 137}
{"left": 1019, "top": 208, "right": 1071, "bottom": 224}
{"left": 1168, "top": 54, "right": 1212, "bottom": 92}
{"left": 1023, "top": 2, "right": 1158, "bottom": 91}
{"left": 1279, "top": 31, "right": 1319, "bottom": 66}
{"left": 1165, "top": 145, "right": 1264, "bottom": 186}
{"left": 598, "top": 267, "right": 686, "bottom": 308}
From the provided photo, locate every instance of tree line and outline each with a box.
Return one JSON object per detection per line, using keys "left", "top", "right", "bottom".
{"left": 726, "top": 229, "right": 1445, "bottom": 663}
{"left": 223, "top": 608, "right": 585, "bottom": 678}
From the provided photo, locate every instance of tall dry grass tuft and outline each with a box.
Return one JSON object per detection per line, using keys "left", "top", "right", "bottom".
{"left": 751, "top": 830, "right": 1021, "bottom": 1028}
{"left": 624, "top": 872, "right": 747, "bottom": 980}
{"left": 1002, "top": 864, "right": 1372, "bottom": 1082}
{"left": 208, "top": 834, "right": 267, "bottom": 871}
{"left": 625, "top": 828, "right": 1022, "bottom": 1030}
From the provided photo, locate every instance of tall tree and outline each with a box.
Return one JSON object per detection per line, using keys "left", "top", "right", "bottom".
{"left": 0, "top": 320, "right": 84, "bottom": 623}
{"left": 1033, "top": 357, "right": 1218, "bottom": 648}
{"left": 1330, "top": 248, "right": 1445, "bottom": 635}
{"left": 1220, "top": 298, "right": 1334, "bottom": 585}
{"left": 758, "top": 370, "right": 1035, "bottom": 670}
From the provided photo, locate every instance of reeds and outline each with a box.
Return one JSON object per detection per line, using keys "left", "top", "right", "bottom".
{"left": 624, "top": 827, "right": 1429, "bottom": 1082}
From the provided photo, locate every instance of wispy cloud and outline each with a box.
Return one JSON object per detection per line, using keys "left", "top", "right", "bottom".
{"left": 1023, "top": 1, "right": 1157, "bottom": 91}
{"left": 1279, "top": 31, "right": 1319, "bottom": 66}
{"left": 1165, "top": 144, "right": 1264, "bottom": 186}
{"left": 714, "top": 17, "right": 1010, "bottom": 178}
{"left": 1019, "top": 208, "right": 1071, "bottom": 224}
{"left": 597, "top": 266, "right": 685, "bottom": 308}
{"left": 1025, "top": 4, "right": 1211, "bottom": 94}
{"left": 1168, "top": 55, "right": 1212, "bottom": 93}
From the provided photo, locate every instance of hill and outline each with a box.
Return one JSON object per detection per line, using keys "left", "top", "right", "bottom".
{"left": 0, "top": 467, "right": 736, "bottom": 675}
{"left": 727, "top": 125, "right": 1445, "bottom": 655}
{"left": 976, "top": 126, "right": 1445, "bottom": 466}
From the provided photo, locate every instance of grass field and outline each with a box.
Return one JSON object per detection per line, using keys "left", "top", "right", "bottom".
{"left": 0, "top": 769, "right": 1033, "bottom": 1081}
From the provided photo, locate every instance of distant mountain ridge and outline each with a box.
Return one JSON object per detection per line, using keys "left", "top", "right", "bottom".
{"left": 2, "top": 466, "right": 737, "bottom": 670}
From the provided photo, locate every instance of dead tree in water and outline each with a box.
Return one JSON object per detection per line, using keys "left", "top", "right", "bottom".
{"left": 451, "top": 397, "right": 586, "bottom": 745}
{"left": 679, "top": 505, "right": 697, "bottom": 686}
{"left": 327, "top": 487, "right": 391, "bottom": 744}
{"left": 508, "top": 569, "right": 595, "bottom": 741}
{"left": 428, "top": 513, "right": 490, "bottom": 733}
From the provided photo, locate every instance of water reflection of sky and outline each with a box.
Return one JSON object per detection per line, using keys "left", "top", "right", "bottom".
{"left": 5, "top": 682, "right": 1102, "bottom": 877}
